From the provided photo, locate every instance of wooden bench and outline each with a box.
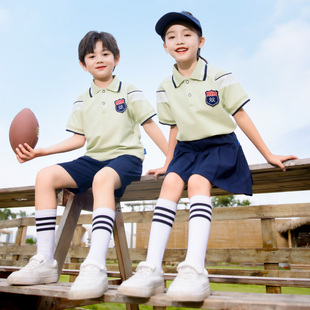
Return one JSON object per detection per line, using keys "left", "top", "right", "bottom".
{"left": 0, "top": 158, "right": 309, "bottom": 309}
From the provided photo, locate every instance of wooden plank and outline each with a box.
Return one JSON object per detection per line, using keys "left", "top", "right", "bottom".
{"left": 1, "top": 246, "right": 309, "bottom": 266}
{"left": 0, "top": 280, "right": 310, "bottom": 310}
{"left": 1, "top": 202, "right": 306, "bottom": 229}
{"left": 1, "top": 158, "right": 309, "bottom": 208}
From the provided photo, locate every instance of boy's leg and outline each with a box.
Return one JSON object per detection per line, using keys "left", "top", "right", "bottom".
{"left": 7, "top": 165, "right": 78, "bottom": 285}
{"left": 118, "top": 172, "right": 185, "bottom": 297}
{"left": 167, "top": 174, "right": 212, "bottom": 301}
{"left": 68, "top": 167, "right": 120, "bottom": 300}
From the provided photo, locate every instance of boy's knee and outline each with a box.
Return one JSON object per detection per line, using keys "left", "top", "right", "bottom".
{"left": 36, "top": 165, "right": 62, "bottom": 186}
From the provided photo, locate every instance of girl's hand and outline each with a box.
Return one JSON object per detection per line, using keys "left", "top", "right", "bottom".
{"left": 15, "top": 143, "right": 42, "bottom": 163}
{"left": 266, "top": 154, "right": 298, "bottom": 171}
{"left": 146, "top": 166, "right": 167, "bottom": 180}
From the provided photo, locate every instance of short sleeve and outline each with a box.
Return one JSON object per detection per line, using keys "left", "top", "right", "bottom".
{"left": 126, "top": 84, "right": 156, "bottom": 125}
{"left": 156, "top": 89, "right": 176, "bottom": 126}
{"left": 215, "top": 72, "right": 250, "bottom": 115}
{"left": 66, "top": 94, "right": 85, "bottom": 135}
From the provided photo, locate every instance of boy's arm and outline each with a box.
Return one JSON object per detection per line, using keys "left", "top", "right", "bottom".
{"left": 142, "top": 119, "right": 168, "bottom": 156}
{"left": 15, "top": 133, "right": 86, "bottom": 163}
{"left": 233, "top": 108, "right": 298, "bottom": 171}
{"left": 146, "top": 125, "right": 178, "bottom": 179}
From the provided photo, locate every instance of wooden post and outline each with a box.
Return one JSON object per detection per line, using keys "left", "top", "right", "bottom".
{"left": 261, "top": 218, "right": 282, "bottom": 294}
{"left": 69, "top": 225, "right": 86, "bottom": 282}
{"left": 12, "top": 225, "right": 27, "bottom": 261}
{"left": 113, "top": 199, "right": 139, "bottom": 310}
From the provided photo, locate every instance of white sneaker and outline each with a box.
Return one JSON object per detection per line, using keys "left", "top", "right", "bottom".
{"left": 67, "top": 262, "right": 108, "bottom": 300}
{"left": 167, "top": 262, "right": 210, "bottom": 301}
{"left": 117, "top": 261, "right": 164, "bottom": 298}
{"left": 7, "top": 254, "right": 58, "bottom": 285}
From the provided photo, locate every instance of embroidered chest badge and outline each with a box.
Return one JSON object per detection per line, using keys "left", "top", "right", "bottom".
{"left": 205, "top": 90, "right": 219, "bottom": 107}
{"left": 114, "top": 98, "right": 127, "bottom": 113}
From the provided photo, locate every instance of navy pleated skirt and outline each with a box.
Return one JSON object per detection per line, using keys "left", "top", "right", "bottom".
{"left": 166, "top": 132, "right": 253, "bottom": 196}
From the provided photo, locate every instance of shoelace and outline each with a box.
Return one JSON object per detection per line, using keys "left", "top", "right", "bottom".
{"left": 80, "top": 265, "right": 102, "bottom": 278}
{"left": 177, "top": 266, "right": 197, "bottom": 280}
{"left": 135, "top": 266, "right": 153, "bottom": 278}
{"left": 24, "top": 255, "right": 45, "bottom": 270}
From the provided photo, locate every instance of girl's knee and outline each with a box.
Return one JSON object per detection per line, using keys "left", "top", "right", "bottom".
{"left": 160, "top": 173, "right": 184, "bottom": 201}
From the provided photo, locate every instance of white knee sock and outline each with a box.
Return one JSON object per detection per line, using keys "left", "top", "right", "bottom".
{"left": 185, "top": 195, "right": 212, "bottom": 272}
{"left": 84, "top": 207, "right": 115, "bottom": 267}
{"left": 35, "top": 209, "right": 57, "bottom": 264}
{"left": 146, "top": 198, "right": 177, "bottom": 270}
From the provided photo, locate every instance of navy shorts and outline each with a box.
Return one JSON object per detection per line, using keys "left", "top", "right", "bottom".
{"left": 58, "top": 155, "right": 142, "bottom": 198}
{"left": 166, "top": 133, "right": 253, "bottom": 196}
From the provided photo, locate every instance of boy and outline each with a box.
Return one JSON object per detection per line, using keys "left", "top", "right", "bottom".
{"left": 7, "top": 31, "right": 167, "bottom": 300}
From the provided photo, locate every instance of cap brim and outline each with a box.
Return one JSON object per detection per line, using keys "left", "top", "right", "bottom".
{"left": 155, "top": 12, "right": 202, "bottom": 38}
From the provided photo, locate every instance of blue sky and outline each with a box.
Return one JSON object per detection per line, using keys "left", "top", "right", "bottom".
{"left": 0, "top": 0, "right": 309, "bottom": 206}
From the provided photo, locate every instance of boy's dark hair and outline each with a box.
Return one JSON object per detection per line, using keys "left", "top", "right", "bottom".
{"left": 79, "top": 31, "right": 120, "bottom": 65}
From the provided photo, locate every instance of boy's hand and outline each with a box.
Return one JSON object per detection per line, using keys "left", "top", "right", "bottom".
{"left": 15, "top": 143, "right": 40, "bottom": 163}
{"left": 266, "top": 154, "right": 298, "bottom": 171}
{"left": 146, "top": 167, "right": 167, "bottom": 180}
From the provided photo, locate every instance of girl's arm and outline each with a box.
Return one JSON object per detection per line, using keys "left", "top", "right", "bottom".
{"left": 142, "top": 119, "right": 168, "bottom": 156}
{"left": 15, "top": 133, "right": 86, "bottom": 163}
{"left": 146, "top": 125, "right": 178, "bottom": 179}
{"left": 234, "top": 108, "right": 298, "bottom": 171}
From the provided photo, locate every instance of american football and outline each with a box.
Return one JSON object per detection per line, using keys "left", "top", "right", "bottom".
{"left": 9, "top": 108, "right": 39, "bottom": 154}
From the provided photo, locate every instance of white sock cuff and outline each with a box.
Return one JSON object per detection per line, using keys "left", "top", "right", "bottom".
{"left": 189, "top": 195, "right": 211, "bottom": 206}
{"left": 93, "top": 207, "right": 115, "bottom": 221}
{"left": 156, "top": 198, "right": 177, "bottom": 211}
{"left": 35, "top": 209, "right": 57, "bottom": 218}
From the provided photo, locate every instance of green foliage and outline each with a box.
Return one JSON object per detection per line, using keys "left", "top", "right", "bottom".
{"left": 0, "top": 208, "right": 34, "bottom": 220}
{"left": 211, "top": 195, "right": 251, "bottom": 208}
{"left": 0, "top": 208, "right": 17, "bottom": 220}
{"left": 25, "top": 237, "right": 36, "bottom": 244}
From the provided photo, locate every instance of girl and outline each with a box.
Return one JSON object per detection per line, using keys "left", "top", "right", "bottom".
{"left": 118, "top": 11, "right": 297, "bottom": 301}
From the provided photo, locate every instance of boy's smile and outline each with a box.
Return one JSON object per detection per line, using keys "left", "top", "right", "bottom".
{"left": 80, "top": 40, "right": 120, "bottom": 88}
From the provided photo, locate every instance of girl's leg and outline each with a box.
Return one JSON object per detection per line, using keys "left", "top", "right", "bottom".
{"left": 167, "top": 174, "right": 212, "bottom": 301}
{"left": 146, "top": 172, "right": 185, "bottom": 269}
{"left": 118, "top": 173, "right": 185, "bottom": 298}
{"left": 185, "top": 174, "right": 212, "bottom": 271}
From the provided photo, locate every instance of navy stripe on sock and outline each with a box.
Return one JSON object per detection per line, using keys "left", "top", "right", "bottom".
{"left": 189, "top": 204, "right": 212, "bottom": 222}
{"left": 36, "top": 216, "right": 57, "bottom": 221}
{"left": 36, "top": 221, "right": 56, "bottom": 227}
{"left": 92, "top": 226, "right": 113, "bottom": 234}
{"left": 152, "top": 218, "right": 173, "bottom": 227}
{"left": 189, "top": 213, "right": 212, "bottom": 222}
{"left": 190, "top": 203, "right": 212, "bottom": 209}
{"left": 155, "top": 206, "right": 176, "bottom": 216}
{"left": 36, "top": 227, "right": 56, "bottom": 232}
{"left": 93, "top": 214, "right": 114, "bottom": 223}
{"left": 92, "top": 220, "right": 114, "bottom": 230}
{"left": 153, "top": 212, "right": 175, "bottom": 222}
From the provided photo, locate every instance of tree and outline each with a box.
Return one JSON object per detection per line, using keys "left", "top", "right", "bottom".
{"left": 0, "top": 209, "right": 17, "bottom": 220}
{"left": 212, "top": 195, "right": 251, "bottom": 208}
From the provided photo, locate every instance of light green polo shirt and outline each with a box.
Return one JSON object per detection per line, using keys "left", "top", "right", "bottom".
{"left": 156, "top": 58, "right": 249, "bottom": 141}
{"left": 67, "top": 76, "right": 156, "bottom": 161}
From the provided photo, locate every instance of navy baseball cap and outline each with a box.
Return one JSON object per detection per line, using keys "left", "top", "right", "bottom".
{"left": 155, "top": 11, "right": 202, "bottom": 39}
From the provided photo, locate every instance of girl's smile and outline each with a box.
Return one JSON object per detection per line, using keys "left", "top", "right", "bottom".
{"left": 163, "top": 24, "right": 204, "bottom": 76}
